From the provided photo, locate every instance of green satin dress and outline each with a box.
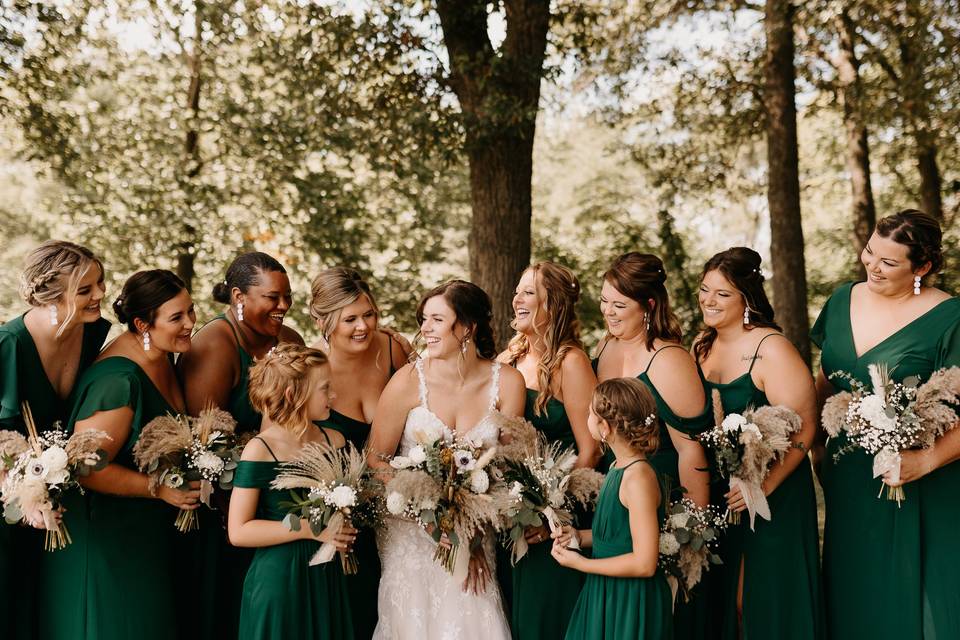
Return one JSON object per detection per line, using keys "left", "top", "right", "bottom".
{"left": 509, "top": 389, "right": 585, "bottom": 640}
{"left": 700, "top": 333, "right": 824, "bottom": 640}
{"left": 0, "top": 314, "right": 110, "bottom": 640}
{"left": 564, "top": 459, "right": 672, "bottom": 639}
{"left": 39, "top": 356, "right": 181, "bottom": 640}
{"left": 812, "top": 282, "right": 960, "bottom": 639}
{"left": 235, "top": 440, "right": 354, "bottom": 640}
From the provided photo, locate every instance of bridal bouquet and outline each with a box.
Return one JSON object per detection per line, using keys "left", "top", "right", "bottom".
{"left": 700, "top": 390, "right": 802, "bottom": 528}
{"left": 384, "top": 428, "right": 502, "bottom": 580}
{"left": 0, "top": 401, "right": 109, "bottom": 550}
{"left": 133, "top": 407, "right": 239, "bottom": 532}
{"left": 658, "top": 498, "right": 726, "bottom": 605}
{"left": 494, "top": 421, "right": 603, "bottom": 564}
{"left": 273, "top": 442, "right": 381, "bottom": 574}
{"left": 822, "top": 365, "right": 960, "bottom": 504}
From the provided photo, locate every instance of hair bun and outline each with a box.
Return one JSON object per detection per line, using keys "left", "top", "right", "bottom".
{"left": 112, "top": 297, "right": 128, "bottom": 324}
{"left": 212, "top": 281, "right": 231, "bottom": 304}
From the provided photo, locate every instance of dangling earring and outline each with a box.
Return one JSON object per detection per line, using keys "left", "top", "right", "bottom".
{"left": 48, "top": 304, "right": 58, "bottom": 326}
{"left": 461, "top": 337, "right": 470, "bottom": 355}
{"left": 236, "top": 302, "right": 244, "bottom": 322}
{"left": 644, "top": 312, "right": 650, "bottom": 333}
{"left": 743, "top": 307, "right": 750, "bottom": 325}
{"left": 913, "top": 275, "right": 921, "bottom": 296}
{"left": 142, "top": 331, "right": 151, "bottom": 352}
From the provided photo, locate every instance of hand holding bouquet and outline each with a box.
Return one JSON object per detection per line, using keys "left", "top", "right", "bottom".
{"left": 0, "top": 401, "right": 109, "bottom": 550}
{"left": 658, "top": 498, "right": 726, "bottom": 605}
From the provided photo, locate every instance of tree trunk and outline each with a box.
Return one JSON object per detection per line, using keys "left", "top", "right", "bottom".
{"left": 834, "top": 8, "right": 876, "bottom": 257}
{"left": 764, "top": 0, "right": 810, "bottom": 363}
{"left": 435, "top": 0, "right": 549, "bottom": 348}
{"left": 914, "top": 134, "right": 943, "bottom": 220}
{"left": 178, "top": 6, "right": 203, "bottom": 291}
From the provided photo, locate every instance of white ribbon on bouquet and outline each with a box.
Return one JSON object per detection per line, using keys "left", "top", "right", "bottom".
{"left": 730, "top": 476, "right": 770, "bottom": 530}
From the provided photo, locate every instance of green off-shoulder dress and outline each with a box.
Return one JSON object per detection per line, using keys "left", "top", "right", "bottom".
{"left": 700, "top": 333, "right": 825, "bottom": 640}
{"left": 565, "top": 459, "right": 672, "bottom": 640}
{"left": 812, "top": 282, "right": 960, "bottom": 639}
{"left": 0, "top": 314, "right": 110, "bottom": 640}
{"left": 235, "top": 445, "right": 354, "bottom": 640}
{"left": 39, "top": 356, "right": 182, "bottom": 640}
{"left": 509, "top": 389, "right": 586, "bottom": 640}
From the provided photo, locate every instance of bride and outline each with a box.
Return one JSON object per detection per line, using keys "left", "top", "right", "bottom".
{"left": 367, "top": 280, "right": 525, "bottom": 639}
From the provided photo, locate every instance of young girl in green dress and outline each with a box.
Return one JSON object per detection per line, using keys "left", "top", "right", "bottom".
{"left": 228, "top": 343, "right": 357, "bottom": 640}
{"left": 552, "top": 377, "right": 672, "bottom": 640}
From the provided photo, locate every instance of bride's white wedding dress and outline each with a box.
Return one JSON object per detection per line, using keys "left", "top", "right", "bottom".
{"left": 373, "top": 359, "right": 511, "bottom": 640}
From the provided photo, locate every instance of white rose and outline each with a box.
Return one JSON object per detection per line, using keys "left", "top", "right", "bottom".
{"left": 659, "top": 532, "right": 681, "bottom": 556}
{"left": 858, "top": 395, "right": 897, "bottom": 432}
{"left": 721, "top": 414, "right": 748, "bottom": 433}
{"left": 386, "top": 491, "right": 406, "bottom": 515}
{"left": 329, "top": 485, "right": 357, "bottom": 509}
{"left": 509, "top": 481, "right": 524, "bottom": 498}
{"left": 195, "top": 451, "right": 225, "bottom": 476}
{"left": 469, "top": 469, "right": 490, "bottom": 494}
{"left": 408, "top": 446, "right": 427, "bottom": 465}
{"left": 668, "top": 513, "right": 689, "bottom": 529}
{"left": 39, "top": 446, "right": 68, "bottom": 475}
{"left": 389, "top": 456, "right": 412, "bottom": 470}
{"left": 739, "top": 423, "right": 762, "bottom": 440}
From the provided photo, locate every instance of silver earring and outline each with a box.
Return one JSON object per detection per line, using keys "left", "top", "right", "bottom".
{"left": 644, "top": 312, "right": 650, "bottom": 333}
{"left": 236, "top": 302, "right": 244, "bottom": 322}
{"left": 743, "top": 307, "right": 750, "bottom": 325}
{"left": 142, "top": 331, "right": 151, "bottom": 352}
{"left": 461, "top": 338, "right": 470, "bottom": 355}
{"left": 48, "top": 304, "right": 58, "bottom": 326}
{"left": 913, "top": 275, "right": 921, "bottom": 296}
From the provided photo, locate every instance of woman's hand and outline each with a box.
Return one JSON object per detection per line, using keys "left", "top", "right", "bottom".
{"left": 551, "top": 524, "right": 580, "bottom": 548}
{"left": 524, "top": 524, "right": 550, "bottom": 545}
{"left": 314, "top": 521, "right": 357, "bottom": 550}
{"left": 883, "top": 448, "right": 936, "bottom": 486}
{"left": 158, "top": 480, "right": 201, "bottom": 510}
{"left": 725, "top": 484, "right": 746, "bottom": 513}
{"left": 463, "top": 544, "right": 491, "bottom": 595}
{"left": 423, "top": 523, "right": 453, "bottom": 549}
{"left": 550, "top": 539, "right": 584, "bottom": 569}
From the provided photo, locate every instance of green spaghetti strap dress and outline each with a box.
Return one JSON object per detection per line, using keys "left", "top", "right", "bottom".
{"left": 812, "top": 282, "right": 960, "bottom": 639}
{"left": 0, "top": 314, "right": 110, "bottom": 640}
{"left": 39, "top": 356, "right": 181, "bottom": 640}
{"left": 214, "top": 314, "right": 261, "bottom": 434}
{"left": 564, "top": 459, "right": 672, "bottom": 640}
{"left": 235, "top": 446, "right": 354, "bottom": 640}
{"left": 700, "top": 333, "right": 824, "bottom": 640}
{"left": 509, "top": 389, "right": 585, "bottom": 640}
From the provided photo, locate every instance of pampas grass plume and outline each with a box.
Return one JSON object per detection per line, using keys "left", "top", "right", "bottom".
{"left": 133, "top": 414, "right": 192, "bottom": 470}
{"left": 0, "top": 430, "right": 29, "bottom": 461}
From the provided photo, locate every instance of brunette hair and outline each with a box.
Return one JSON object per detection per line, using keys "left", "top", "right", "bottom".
{"left": 415, "top": 280, "right": 497, "bottom": 360}
{"left": 603, "top": 253, "right": 682, "bottom": 350}
{"left": 591, "top": 378, "right": 659, "bottom": 455}
{"left": 113, "top": 270, "right": 186, "bottom": 332}
{"left": 693, "top": 247, "right": 781, "bottom": 362}
{"left": 506, "top": 262, "right": 584, "bottom": 414}
{"left": 248, "top": 343, "right": 329, "bottom": 434}
{"left": 874, "top": 209, "right": 944, "bottom": 277}
{"left": 19, "top": 240, "right": 103, "bottom": 338}
{"left": 212, "top": 252, "right": 287, "bottom": 304}
{"left": 309, "top": 267, "right": 380, "bottom": 341}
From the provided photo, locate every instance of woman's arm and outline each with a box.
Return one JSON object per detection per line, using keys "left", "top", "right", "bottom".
{"left": 367, "top": 365, "right": 417, "bottom": 473}
{"left": 497, "top": 365, "right": 527, "bottom": 418}
{"left": 177, "top": 326, "right": 237, "bottom": 416}
{"left": 560, "top": 349, "right": 600, "bottom": 469}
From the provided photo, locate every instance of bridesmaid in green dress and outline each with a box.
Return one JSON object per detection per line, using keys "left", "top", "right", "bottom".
{"left": 552, "top": 378, "right": 672, "bottom": 640}
{"left": 40, "top": 270, "right": 202, "bottom": 640}
{"left": 693, "top": 247, "right": 824, "bottom": 640}
{"left": 0, "top": 241, "right": 110, "bottom": 640}
{"left": 228, "top": 344, "right": 356, "bottom": 640}
{"left": 177, "top": 252, "right": 305, "bottom": 639}
{"left": 497, "top": 262, "right": 599, "bottom": 639}
{"left": 813, "top": 210, "right": 960, "bottom": 639}
{"left": 307, "top": 267, "right": 412, "bottom": 640}
{"left": 592, "top": 253, "right": 711, "bottom": 639}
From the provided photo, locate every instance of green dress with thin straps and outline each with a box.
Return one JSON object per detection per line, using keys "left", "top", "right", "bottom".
{"left": 565, "top": 459, "right": 672, "bottom": 640}
{"left": 235, "top": 442, "right": 354, "bottom": 640}
{"left": 510, "top": 389, "right": 585, "bottom": 640}
{"left": 812, "top": 282, "right": 960, "bottom": 639}
{"left": 39, "top": 357, "right": 182, "bottom": 640}
{"left": 700, "top": 333, "right": 824, "bottom": 640}
{"left": 214, "top": 314, "right": 261, "bottom": 434}
{"left": 0, "top": 314, "right": 110, "bottom": 640}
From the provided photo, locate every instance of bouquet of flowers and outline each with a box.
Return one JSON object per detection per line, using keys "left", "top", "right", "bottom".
{"left": 133, "top": 407, "right": 239, "bottom": 531}
{"left": 384, "top": 427, "right": 502, "bottom": 581}
{"left": 658, "top": 498, "right": 726, "bottom": 605}
{"left": 822, "top": 364, "right": 960, "bottom": 504}
{"left": 0, "top": 401, "right": 109, "bottom": 550}
{"left": 700, "top": 390, "right": 802, "bottom": 528}
{"left": 494, "top": 420, "right": 603, "bottom": 564}
{"left": 273, "top": 442, "right": 380, "bottom": 574}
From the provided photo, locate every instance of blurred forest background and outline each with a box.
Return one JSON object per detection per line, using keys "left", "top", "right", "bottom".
{"left": 1, "top": 0, "right": 958, "bottom": 353}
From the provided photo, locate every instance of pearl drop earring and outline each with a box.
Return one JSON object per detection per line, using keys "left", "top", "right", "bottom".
{"left": 743, "top": 307, "right": 751, "bottom": 325}
{"left": 644, "top": 312, "right": 650, "bottom": 333}
{"left": 461, "top": 338, "right": 470, "bottom": 355}
{"left": 236, "top": 302, "right": 244, "bottom": 322}
{"left": 142, "top": 331, "right": 151, "bottom": 352}
{"left": 48, "top": 304, "right": 58, "bottom": 326}
{"left": 913, "top": 275, "right": 921, "bottom": 296}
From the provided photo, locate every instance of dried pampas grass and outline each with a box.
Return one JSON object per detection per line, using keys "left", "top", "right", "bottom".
{"left": 272, "top": 442, "right": 366, "bottom": 491}
{"left": 821, "top": 392, "right": 852, "bottom": 438}
{"left": 66, "top": 430, "right": 111, "bottom": 465}
{"left": 737, "top": 405, "right": 802, "bottom": 486}
{"left": 0, "top": 431, "right": 29, "bottom": 461}
{"left": 386, "top": 469, "right": 441, "bottom": 509}
{"left": 133, "top": 414, "right": 192, "bottom": 470}
{"left": 914, "top": 367, "right": 960, "bottom": 445}
{"left": 495, "top": 414, "right": 540, "bottom": 460}
{"left": 565, "top": 468, "right": 604, "bottom": 507}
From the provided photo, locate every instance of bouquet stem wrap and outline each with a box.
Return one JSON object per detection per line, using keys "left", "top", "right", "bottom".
{"left": 729, "top": 476, "right": 769, "bottom": 530}
{"left": 872, "top": 448, "right": 904, "bottom": 505}
{"left": 308, "top": 512, "right": 358, "bottom": 574}
{"left": 543, "top": 506, "right": 579, "bottom": 550}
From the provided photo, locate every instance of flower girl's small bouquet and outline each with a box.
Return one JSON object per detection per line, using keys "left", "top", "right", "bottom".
{"left": 494, "top": 419, "right": 603, "bottom": 564}
{"left": 700, "top": 390, "right": 802, "bottom": 528}
{"left": 658, "top": 498, "right": 726, "bottom": 605}
{"left": 133, "top": 407, "right": 239, "bottom": 532}
{"left": 822, "top": 364, "right": 960, "bottom": 504}
{"left": 384, "top": 426, "right": 502, "bottom": 581}
{"left": 0, "top": 401, "right": 109, "bottom": 550}
{"left": 273, "top": 442, "right": 380, "bottom": 574}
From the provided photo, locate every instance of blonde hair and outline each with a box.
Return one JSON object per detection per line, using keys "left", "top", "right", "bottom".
{"left": 19, "top": 240, "right": 102, "bottom": 338}
{"left": 506, "top": 262, "right": 584, "bottom": 414}
{"left": 248, "top": 344, "right": 329, "bottom": 434}
{"left": 309, "top": 267, "right": 379, "bottom": 342}
{"left": 591, "top": 378, "right": 659, "bottom": 455}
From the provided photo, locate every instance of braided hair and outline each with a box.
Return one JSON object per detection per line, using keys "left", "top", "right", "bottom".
{"left": 18, "top": 240, "right": 102, "bottom": 337}
{"left": 248, "top": 343, "right": 329, "bottom": 434}
{"left": 591, "top": 378, "right": 659, "bottom": 455}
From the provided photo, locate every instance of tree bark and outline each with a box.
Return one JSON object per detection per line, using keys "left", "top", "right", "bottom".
{"left": 764, "top": 0, "right": 810, "bottom": 363}
{"left": 177, "top": 6, "right": 203, "bottom": 291}
{"left": 435, "top": 0, "right": 549, "bottom": 348}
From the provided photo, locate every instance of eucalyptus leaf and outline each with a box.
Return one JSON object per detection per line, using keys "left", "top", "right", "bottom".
{"left": 282, "top": 513, "right": 301, "bottom": 532}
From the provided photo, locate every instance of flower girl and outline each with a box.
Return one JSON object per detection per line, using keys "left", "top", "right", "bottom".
{"left": 228, "top": 344, "right": 356, "bottom": 640}
{"left": 552, "top": 378, "right": 672, "bottom": 639}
